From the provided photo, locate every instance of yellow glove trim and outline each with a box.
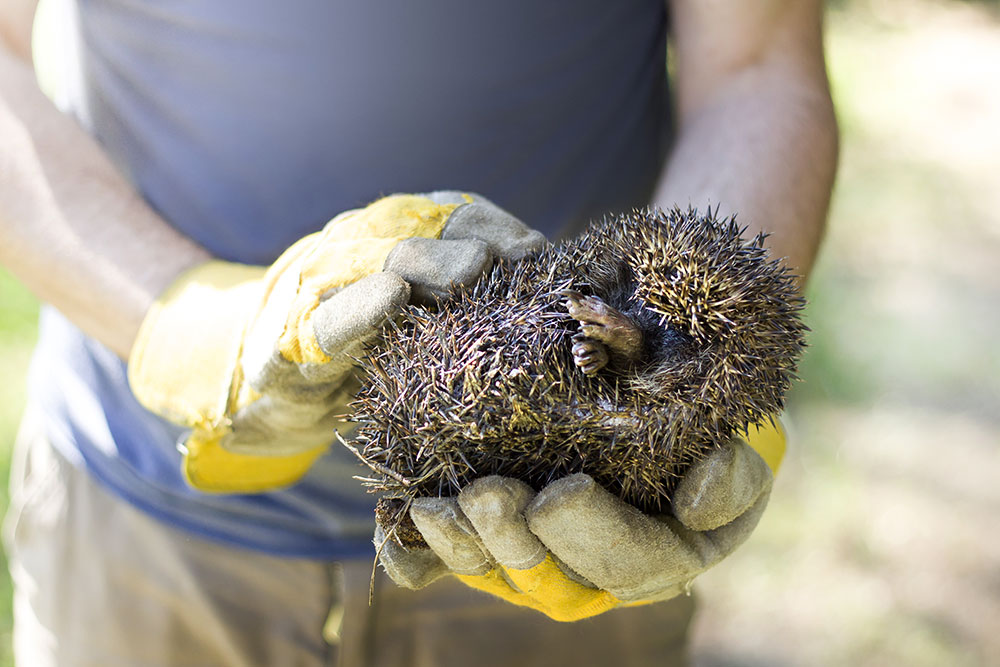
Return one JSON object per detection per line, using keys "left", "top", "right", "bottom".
{"left": 277, "top": 195, "right": 458, "bottom": 364}
{"left": 182, "top": 432, "right": 328, "bottom": 493}
{"left": 128, "top": 261, "right": 264, "bottom": 430}
{"left": 745, "top": 417, "right": 787, "bottom": 475}
{"left": 456, "top": 554, "right": 623, "bottom": 622}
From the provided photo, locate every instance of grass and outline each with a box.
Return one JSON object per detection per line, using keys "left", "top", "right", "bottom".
{"left": 0, "top": 267, "right": 38, "bottom": 667}
{"left": 1, "top": 1, "right": 998, "bottom": 665}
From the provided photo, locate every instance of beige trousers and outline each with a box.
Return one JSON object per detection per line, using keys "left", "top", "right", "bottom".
{"left": 3, "top": 410, "right": 694, "bottom": 666}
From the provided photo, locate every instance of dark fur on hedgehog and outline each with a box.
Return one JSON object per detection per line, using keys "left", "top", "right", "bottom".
{"left": 347, "top": 207, "right": 807, "bottom": 520}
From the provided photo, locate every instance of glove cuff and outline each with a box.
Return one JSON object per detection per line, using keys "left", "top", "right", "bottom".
{"left": 181, "top": 431, "right": 328, "bottom": 494}
{"left": 129, "top": 260, "right": 328, "bottom": 495}
{"left": 744, "top": 417, "right": 787, "bottom": 475}
{"left": 127, "top": 259, "right": 265, "bottom": 435}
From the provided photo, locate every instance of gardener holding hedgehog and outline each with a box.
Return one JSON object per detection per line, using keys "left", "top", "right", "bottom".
{"left": 0, "top": 0, "right": 836, "bottom": 665}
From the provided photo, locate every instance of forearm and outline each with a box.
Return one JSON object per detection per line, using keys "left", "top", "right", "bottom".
{"left": 0, "top": 45, "right": 210, "bottom": 358}
{"left": 655, "top": 0, "right": 839, "bottom": 284}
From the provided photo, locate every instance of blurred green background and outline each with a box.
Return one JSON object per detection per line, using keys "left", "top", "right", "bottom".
{"left": 0, "top": 0, "right": 998, "bottom": 665}
{"left": 690, "top": 1, "right": 1000, "bottom": 666}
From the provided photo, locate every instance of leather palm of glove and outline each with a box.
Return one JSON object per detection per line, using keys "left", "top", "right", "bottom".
{"left": 377, "top": 419, "right": 786, "bottom": 622}
{"left": 128, "top": 192, "right": 545, "bottom": 493}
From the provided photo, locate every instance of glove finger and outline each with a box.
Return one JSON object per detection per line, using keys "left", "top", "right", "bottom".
{"left": 715, "top": 489, "right": 770, "bottom": 550}
{"left": 662, "top": 487, "right": 772, "bottom": 569}
{"left": 224, "top": 395, "right": 346, "bottom": 455}
{"left": 409, "top": 497, "right": 493, "bottom": 576}
{"left": 246, "top": 357, "right": 343, "bottom": 400}
{"left": 242, "top": 259, "right": 309, "bottom": 393}
{"left": 671, "top": 437, "right": 773, "bottom": 532}
{"left": 441, "top": 201, "right": 547, "bottom": 261}
{"left": 383, "top": 237, "right": 493, "bottom": 305}
{"left": 419, "top": 190, "right": 477, "bottom": 206}
{"left": 245, "top": 272, "right": 406, "bottom": 391}
{"left": 525, "top": 473, "right": 703, "bottom": 602}
{"left": 311, "top": 271, "right": 410, "bottom": 363}
{"left": 248, "top": 369, "right": 344, "bottom": 402}
{"left": 375, "top": 524, "right": 450, "bottom": 590}
{"left": 457, "top": 476, "right": 547, "bottom": 570}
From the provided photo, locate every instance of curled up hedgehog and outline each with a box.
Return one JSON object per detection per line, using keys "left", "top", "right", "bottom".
{"left": 344, "top": 206, "right": 807, "bottom": 545}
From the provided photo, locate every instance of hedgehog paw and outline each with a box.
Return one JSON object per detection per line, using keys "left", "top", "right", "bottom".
{"left": 560, "top": 290, "right": 643, "bottom": 363}
{"left": 571, "top": 334, "right": 609, "bottom": 375}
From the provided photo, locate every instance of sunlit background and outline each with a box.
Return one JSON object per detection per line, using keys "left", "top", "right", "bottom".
{"left": 0, "top": 0, "right": 997, "bottom": 665}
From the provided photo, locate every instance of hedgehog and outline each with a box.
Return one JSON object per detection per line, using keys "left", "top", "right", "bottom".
{"left": 344, "top": 206, "right": 807, "bottom": 544}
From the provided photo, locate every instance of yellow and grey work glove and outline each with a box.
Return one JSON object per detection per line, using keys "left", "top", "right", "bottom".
{"left": 128, "top": 193, "right": 545, "bottom": 494}
{"left": 376, "top": 420, "right": 785, "bottom": 622}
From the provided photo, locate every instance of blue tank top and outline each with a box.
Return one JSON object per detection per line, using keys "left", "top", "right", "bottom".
{"left": 30, "top": 0, "right": 670, "bottom": 558}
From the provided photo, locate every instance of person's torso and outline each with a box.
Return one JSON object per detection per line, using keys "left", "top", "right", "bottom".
{"left": 30, "top": 0, "right": 670, "bottom": 557}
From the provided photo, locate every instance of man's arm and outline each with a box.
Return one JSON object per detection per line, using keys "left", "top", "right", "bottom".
{"left": 655, "top": 0, "right": 839, "bottom": 282}
{"left": 0, "top": 0, "right": 210, "bottom": 358}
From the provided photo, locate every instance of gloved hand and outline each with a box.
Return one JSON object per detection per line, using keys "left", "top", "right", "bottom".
{"left": 128, "top": 192, "right": 545, "bottom": 493}
{"left": 376, "top": 419, "right": 786, "bottom": 622}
